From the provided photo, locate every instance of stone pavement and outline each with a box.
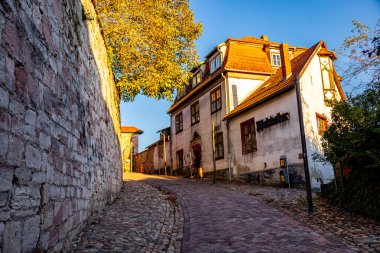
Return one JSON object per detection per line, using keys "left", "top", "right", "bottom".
{"left": 73, "top": 173, "right": 358, "bottom": 253}
{"left": 147, "top": 177, "right": 358, "bottom": 253}
{"left": 73, "top": 173, "right": 183, "bottom": 252}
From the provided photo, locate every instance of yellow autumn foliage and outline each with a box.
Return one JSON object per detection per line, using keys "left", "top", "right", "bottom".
{"left": 95, "top": 0, "right": 202, "bottom": 101}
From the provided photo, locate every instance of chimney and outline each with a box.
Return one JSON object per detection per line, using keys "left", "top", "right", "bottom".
{"left": 261, "top": 35, "right": 268, "bottom": 41}
{"left": 280, "top": 43, "right": 291, "bottom": 80}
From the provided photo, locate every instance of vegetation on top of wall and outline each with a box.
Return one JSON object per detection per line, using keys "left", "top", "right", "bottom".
{"left": 94, "top": 0, "right": 203, "bottom": 102}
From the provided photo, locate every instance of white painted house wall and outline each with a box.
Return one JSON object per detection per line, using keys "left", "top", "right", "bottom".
{"left": 229, "top": 90, "right": 302, "bottom": 180}
{"left": 171, "top": 79, "right": 229, "bottom": 175}
{"left": 228, "top": 78, "right": 264, "bottom": 111}
{"left": 300, "top": 54, "right": 343, "bottom": 188}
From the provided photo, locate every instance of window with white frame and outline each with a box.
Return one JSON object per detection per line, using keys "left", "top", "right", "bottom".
{"left": 210, "top": 54, "right": 221, "bottom": 74}
{"left": 272, "top": 53, "right": 281, "bottom": 66}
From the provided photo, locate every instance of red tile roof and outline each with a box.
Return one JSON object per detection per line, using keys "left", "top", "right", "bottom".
{"left": 224, "top": 41, "right": 274, "bottom": 74}
{"left": 225, "top": 41, "right": 346, "bottom": 119}
{"left": 121, "top": 126, "right": 143, "bottom": 134}
{"left": 225, "top": 42, "right": 322, "bottom": 119}
{"left": 317, "top": 48, "right": 337, "bottom": 60}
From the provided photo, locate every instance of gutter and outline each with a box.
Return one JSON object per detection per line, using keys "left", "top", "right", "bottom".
{"left": 224, "top": 68, "right": 273, "bottom": 76}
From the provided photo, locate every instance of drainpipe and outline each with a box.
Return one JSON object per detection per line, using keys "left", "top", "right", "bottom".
{"left": 218, "top": 44, "right": 232, "bottom": 182}
{"left": 169, "top": 116, "right": 173, "bottom": 176}
{"left": 295, "top": 74, "right": 313, "bottom": 213}
{"left": 218, "top": 42, "right": 230, "bottom": 114}
{"left": 226, "top": 120, "right": 232, "bottom": 182}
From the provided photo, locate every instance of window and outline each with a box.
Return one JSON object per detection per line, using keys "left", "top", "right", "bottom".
{"left": 175, "top": 112, "right": 183, "bottom": 133}
{"left": 190, "top": 101, "right": 200, "bottom": 125}
{"left": 272, "top": 53, "right": 281, "bottom": 66}
{"left": 210, "top": 87, "right": 222, "bottom": 113}
{"left": 192, "top": 71, "right": 202, "bottom": 88}
{"left": 240, "top": 118, "right": 257, "bottom": 154}
{"left": 316, "top": 113, "right": 328, "bottom": 135}
{"left": 214, "top": 132, "right": 224, "bottom": 160}
{"left": 210, "top": 54, "right": 221, "bottom": 73}
{"left": 177, "top": 86, "right": 185, "bottom": 98}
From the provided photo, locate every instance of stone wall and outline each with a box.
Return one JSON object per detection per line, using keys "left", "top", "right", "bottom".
{"left": 135, "top": 148, "right": 155, "bottom": 174}
{"left": 0, "top": 0, "right": 122, "bottom": 252}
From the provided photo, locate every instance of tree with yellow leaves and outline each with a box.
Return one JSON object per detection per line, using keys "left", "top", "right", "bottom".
{"left": 95, "top": 0, "right": 202, "bottom": 101}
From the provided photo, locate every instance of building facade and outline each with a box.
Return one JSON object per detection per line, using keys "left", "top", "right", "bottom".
{"left": 134, "top": 127, "right": 172, "bottom": 175}
{"left": 120, "top": 126, "right": 143, "bottom": 175}
{"left": 168, "top": 36, "right": 345, "bottom": 189}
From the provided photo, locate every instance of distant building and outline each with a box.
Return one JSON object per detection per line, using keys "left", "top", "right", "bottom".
{"left": 120, "top": 126, "right": 143, "bottom": 175}
{"left": 134, "top": 127, "right": 171, "bottom": 175}
{"left": 167, "top": 35, "right": 346, "bottom": 189}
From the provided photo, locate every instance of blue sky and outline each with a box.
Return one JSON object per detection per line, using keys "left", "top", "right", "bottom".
{"left": 120, "top": 0, "right": 380, "bottom": 152}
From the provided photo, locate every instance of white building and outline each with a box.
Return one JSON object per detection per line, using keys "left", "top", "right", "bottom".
{"left": 167, "top": 36, "right": 346, "bottom": 189}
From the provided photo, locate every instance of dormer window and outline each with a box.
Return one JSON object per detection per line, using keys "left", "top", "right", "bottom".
{"left": 177, "top": 86, "right": 185, "bottom": 99}
{"left": 210, "top": 54, "right": 221, "bottom": 74}
{"left": 192, "top": 71, "right": 202, "bottom": 88}
{"left": 272, "top": 53, "right": 281, "bottom": 66}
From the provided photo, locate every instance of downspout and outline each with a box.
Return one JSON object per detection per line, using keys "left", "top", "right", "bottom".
{"left": 226, "top": 119, "right": 232, "bottom": 182}
{"left": 169, "top": 115, "right": 173, "bottom": 176}
{"left": 218, "top": 43, "right": 232, "bottom": 181}
{"left": 295, "top": 74, "right": 313, "bottom": 212}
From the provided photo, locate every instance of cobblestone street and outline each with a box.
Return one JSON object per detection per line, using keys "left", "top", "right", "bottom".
{"left": 73, "top": 173, "right": 364, "bottom": 253}
{"left": 74, "top": 173, "right": 183, "bottom": 252}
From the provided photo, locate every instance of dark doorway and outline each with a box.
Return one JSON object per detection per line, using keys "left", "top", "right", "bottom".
{"left": 192, "top": 143, "right": 202, "bottom": 174}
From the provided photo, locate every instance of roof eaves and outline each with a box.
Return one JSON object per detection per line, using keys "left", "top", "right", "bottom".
{"left": 167, "top": 68, "right": 223, "bottom": 114}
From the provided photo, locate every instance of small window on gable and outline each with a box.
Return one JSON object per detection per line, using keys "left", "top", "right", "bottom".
{"left": 210, "top": 54, "right": 221, "bottom": 74}
{"left": 192, "top": 71, "right": 202, "bottom": 88}
{"left": 316, "top": 113, "right": 328, "bottom": 135}
{"left": 272, "top": 53, "right": 281, "bottom": 66}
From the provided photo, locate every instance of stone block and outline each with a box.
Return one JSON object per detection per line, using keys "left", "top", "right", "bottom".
{"left": 25, "top": 143, "right": 42, "bottom": 170}
{"left": 0, "top": 209, "right": 11, "bottom": 221}
{"left": 8, "top": 99, "right": 25, "bottom": 119}
{"left": 11, "top": 186, "right": 40, "bottom": 210}
{"left": 4, "top": 56, "right": 15, "bottom": 92}
{"left": 50, "top": 186, "right": 61, "bottom": 200}
{"left": 22, "top": 215, "right": 40, "bottom": 252}
{"left": 0, "top": 109, "right": 11, "bottom": 131}
{"left": 3, "top": 221, "right": 22, "bottom": 253}
{"left": 25, "top": 109, "right": 36, "bottom": 126}
{"left": 14, "top": 167, "right": 32, "bottom": 184}
{"left": 0, "top": 192, "right": 7, "bottom": 207}
{"left": 0, "top": 222, "right": 4, "bottom": 243}
{"left": 0, "top": 166, "right": 13, "bottom": 192}
{"left": 39, "top": 131, "right": 51, "bottom": 150}
{"left": 0, "top": 86, "right": 9, "bottom": 108}
{"left": 32, "top": 172, "right": 46, "bottom": 184}
{"left": 43, "top": 206, "right": 54, "bottom": 230}
{"left": 7, "top": 135, "right": 24, "bottom": 166}
{"left": 39, "top": 231, "right": 49, "bottom": 249}
{"left": 0, "top": 131, "right": 9, "bottom": 162}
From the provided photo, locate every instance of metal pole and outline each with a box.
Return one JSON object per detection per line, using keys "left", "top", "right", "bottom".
{"left": 212, "top": 121, "right": 216, "bottom": 184}
{"left": 130, "top": 143, "right": 133, "bottom": 173}
{"left": 295, "top": 75, "right": 313, "bottom": 212}
{"left": 163, "top": 133, "right": 167, "bottom": 176}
